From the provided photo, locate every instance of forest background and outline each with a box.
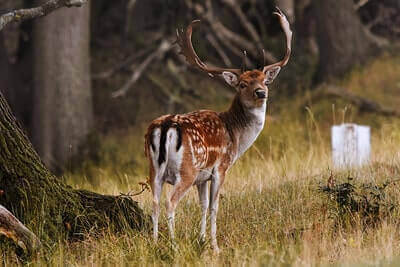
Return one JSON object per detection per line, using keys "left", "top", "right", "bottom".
{"left": 1, "top": 0, "right": 400, "bottom": 265}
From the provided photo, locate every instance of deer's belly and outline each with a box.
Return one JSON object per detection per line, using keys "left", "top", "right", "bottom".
{"left": 194, "top": 167, "right": 214, "bottom": 185}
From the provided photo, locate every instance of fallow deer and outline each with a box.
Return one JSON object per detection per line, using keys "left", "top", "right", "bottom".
{"left": 145, "top": 8, "right": 292, "bottom": 253}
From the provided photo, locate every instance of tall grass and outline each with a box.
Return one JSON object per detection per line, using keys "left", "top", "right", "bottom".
{"left": 2, "top": 55, "right": 400, "bottom": 266}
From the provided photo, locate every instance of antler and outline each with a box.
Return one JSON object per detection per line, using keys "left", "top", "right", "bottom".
{"left": 176, "top": 20, "right": 242, "bottom": 77}
{"left": 263, "top": 7, "right": 292, "bottom": 72}
{"left": 176, "top": 9, "right": 292, "bottom": 77}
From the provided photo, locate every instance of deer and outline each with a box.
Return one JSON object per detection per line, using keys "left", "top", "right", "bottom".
{"left": 144, "top": 8, "right": 292, "bottom": 253}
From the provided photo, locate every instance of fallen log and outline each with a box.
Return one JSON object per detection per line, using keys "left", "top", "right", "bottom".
{"left": 0, "top": 205, "right": 40, "bottom": 255}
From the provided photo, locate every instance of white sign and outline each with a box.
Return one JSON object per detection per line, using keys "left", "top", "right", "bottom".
{"left": 331, "top": 123, "right": 371, "bottom": 168}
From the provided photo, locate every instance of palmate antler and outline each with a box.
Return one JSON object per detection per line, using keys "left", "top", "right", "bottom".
{"left": 175, "top": 20, "right": 242, "bottom": 77}
{"left": 262, "top": 7, "right": 292, "bottom": 73}
{"left": 175, "top": 7, "right": 292, "bottom": 77}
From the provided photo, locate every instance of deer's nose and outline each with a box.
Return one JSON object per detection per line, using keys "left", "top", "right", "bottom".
{"left": 255, "top": 89, "right": 266, "bottom": 99}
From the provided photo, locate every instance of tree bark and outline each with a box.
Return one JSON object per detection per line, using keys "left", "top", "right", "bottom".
{"left": 31, "top": 0, "right": 93, "bottom": 172}
{"left": 0, "top": 0, "right": 24, "bottom": 121}
{"left": 313, "top": 0, "right": 377, "bottom": 83}
{"left": 0, "top": 91, "right": 148, "bottom": 244}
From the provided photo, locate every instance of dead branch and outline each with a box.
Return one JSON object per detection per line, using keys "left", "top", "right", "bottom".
{"left": 207, "top": 21, "right": 246, "bottom": 60}
{"left": 206, "top": 33, "right": 232, "bottom": 66}
{"left": 221, "top": 0, "right": 277, "bottom": 64}
{"left": 310, "top": 85, "right": 400, "bottom": 117}
{"left": 354, "top": 0, "right": 370, "bottom": 11}
{"left": 112, "top": 40, "right": 173, "bottom": 98}
{"left": 0, "top": 205, "right": 41, "bottom": 254}
{"left": 146, "top": 72, "right": 185, "bottom": 107}
{"left": 220, "top": 0, "right": 262, "bottom": 46}
{"left": 186, "top": 1, "right": 250, "bottom": 64}
{"left": 124, "top": 0, "right": 137, "bottom": 35}
{"left": 0, "top": 0, "right": 87, "bottom": 31}
{"left": 186, "top": 0, "right": 276, "bottom": 66}
{"left": 215, "top": 0, "right": 276, "bottom": 63}
{"left": 166, "top": 59, "right": 190, "bottom": 91}
{"left": 362, "top": 26, "right": 389, "bottom": 48}
{"left": 211, "top": 20, "right": 258, "bottom": 58}
{"left": 92, "top": 46, "right": 155, "bottom": 80}
{"left": 248, "top": 3, "right": 267, "bottom": 38}
{"left": 120, "top": 182, "right": 150, "bottom": 198}
{"left": 359, "top": 3, "right": 396, "bottom": 46}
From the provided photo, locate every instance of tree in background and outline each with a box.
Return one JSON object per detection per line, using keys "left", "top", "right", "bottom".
{"left": 31, "top": 0, "right": 93, "bottom": 172}
{"left": 0, "top": 0, "right": 30, "bottom": 125}
{"left": 0, "top": 0, "right": 146, "bottom": 254}
{"left": 312, "top": 0, "right": 377, "bottom": 83}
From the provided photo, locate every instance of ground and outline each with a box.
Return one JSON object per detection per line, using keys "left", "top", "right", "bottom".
{"left": 2, "top": 54, "right": 400, "bottom": 265}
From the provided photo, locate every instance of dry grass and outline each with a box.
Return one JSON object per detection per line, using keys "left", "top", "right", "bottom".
{"left": 2, "top": 54, "right": 400, "bottom": 266}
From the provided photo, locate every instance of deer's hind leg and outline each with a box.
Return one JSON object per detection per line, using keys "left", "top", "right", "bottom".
{"left": 148, "top": 127, "right": 167, "bottom": 242}
{"left": 166, "top": 167, "right": 197, "bottom": 240}
{"left": 197, "top": 181, "right": 209, "bottom": 242}
{"left": 151, "top": 172, "right": 164, "bottom": 242}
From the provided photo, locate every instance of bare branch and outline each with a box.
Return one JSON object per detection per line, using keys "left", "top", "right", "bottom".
{"left": 0, "top": 0, "right": 87, "bottom": 31}
{"left": 146, "top": 72, "right": 185, "bottom": 107}
{"left": 124, "top": 0, "right": 137, "bottom": 35}
{"left": 187, "top": 0, "right": 276, "bottom": 64}
{"left": 92, "top": 46, "right": 155, "bottom": 80}
{"left": 206, "top": 33, "right": 232, "bottom": 67}
{"left": 0, "top": 205, "right": 41, "bottom": 254}
{"left": 222, "top": 0, "right": 287, "bottom": 63}
{"left": 220, "top": 0, "right": 263, "bottom": 47}
{"left": 112, "top": 40, "right": 173, "bottom": 98}
{"left": 248, "top": 5, "right": 267, "bottom": 38}
{"left": 362, "top": 25, "right": 389, "bottom": 48}
{"left": 354, "top": 0, "right": 370, "bottom": 11}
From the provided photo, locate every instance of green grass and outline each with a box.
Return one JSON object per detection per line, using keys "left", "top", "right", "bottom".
{"left": 2, "top": 54, "right": 400, "bottom": 266}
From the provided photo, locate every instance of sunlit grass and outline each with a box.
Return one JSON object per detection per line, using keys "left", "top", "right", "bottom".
{"left": 2, "top": 54, "right": 400, "bottom": 266}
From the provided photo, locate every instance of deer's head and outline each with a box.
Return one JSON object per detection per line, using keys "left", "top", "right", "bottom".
{"left": 176, "top": 8, "right": 292, "bottom": 109}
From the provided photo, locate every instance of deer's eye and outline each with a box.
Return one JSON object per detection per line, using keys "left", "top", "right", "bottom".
{"left": 239, "top": 83, "right": 247, "bottom": 89}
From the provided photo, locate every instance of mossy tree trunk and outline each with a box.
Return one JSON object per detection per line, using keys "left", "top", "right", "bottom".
{"left": 0, "top": 91, "right": 148, "bottom": 243}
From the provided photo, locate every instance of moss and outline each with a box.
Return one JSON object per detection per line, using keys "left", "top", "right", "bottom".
{"left": 0, "top": 92, "right": 149, "bottom": 248}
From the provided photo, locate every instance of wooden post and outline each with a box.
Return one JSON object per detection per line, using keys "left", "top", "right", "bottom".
{"left": 331, "top": 123, "right": 371, "bottom": 168}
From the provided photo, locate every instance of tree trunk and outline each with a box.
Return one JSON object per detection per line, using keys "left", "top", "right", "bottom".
{"left": 31, "top": 0, "right": 93, "bottom": 172}
{"left": 0, "top": 91, "right": 148, "bottom": 243}
{"left": 0, "top": 0, "right": 27, "bottom": 124}
{"left": 0, "top": 31, "right": 12, "bottom": 102}
{"left": 313, "top": 0, "right": 377, "bottom": 83}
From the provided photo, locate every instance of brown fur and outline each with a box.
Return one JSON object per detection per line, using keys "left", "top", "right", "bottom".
{"left": 145, "top": 69, "right": 271, "bottom": 251}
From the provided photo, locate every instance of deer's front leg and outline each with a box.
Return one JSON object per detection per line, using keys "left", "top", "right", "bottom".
{"left": 209, "top": 169, "right": 225, "bottom": 253}
{"left": 197, "top": 181, "right": 209, "bottom": 242}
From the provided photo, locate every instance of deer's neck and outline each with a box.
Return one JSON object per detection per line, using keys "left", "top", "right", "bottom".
{"left": 220, "top": 95, "right": 267, "bottom": 158}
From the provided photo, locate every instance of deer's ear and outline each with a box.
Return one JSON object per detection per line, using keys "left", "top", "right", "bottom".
{"left": 222, "top": 71, "right": 238, "bottom": 87}
{"left": 263, "top": 66, "right": 281, "bottom": 84}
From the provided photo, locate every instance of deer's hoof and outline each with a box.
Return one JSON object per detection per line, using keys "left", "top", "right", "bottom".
{"left": 212, "top": 245, "right": 220, "bottom": 254}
